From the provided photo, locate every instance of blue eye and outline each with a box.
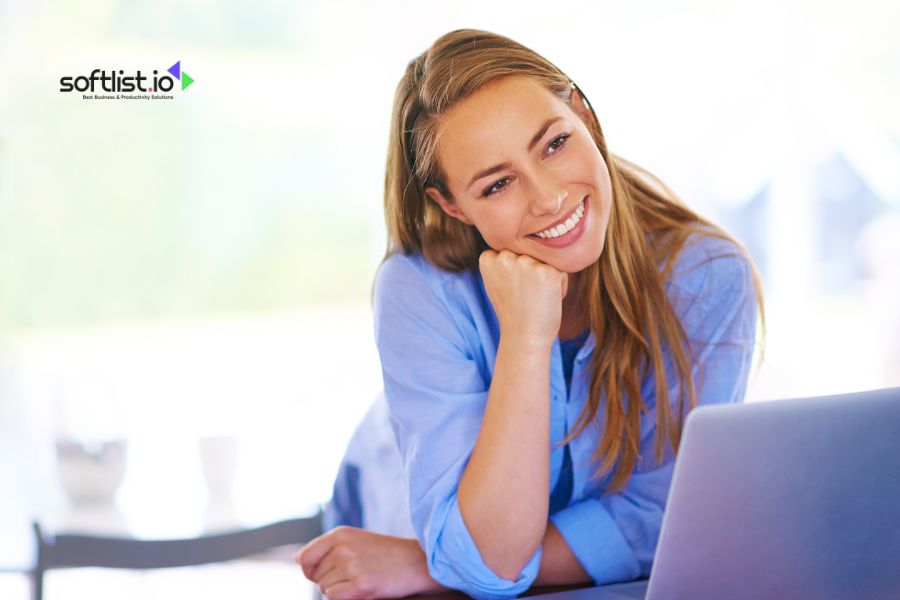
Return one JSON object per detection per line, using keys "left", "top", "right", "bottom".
{"left": 482, "top": 177, "right": 510, "bottom": 198}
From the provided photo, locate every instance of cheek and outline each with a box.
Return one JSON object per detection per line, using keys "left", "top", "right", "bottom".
{"left": 582, "top": 150, "right": 612, "bottom": 208}
{"left": 472, "top": 210, "right": 521, "bottom": 248}
{"left": 596, "top": 157, "right": 612, "bottom": 195}
{"left": 567, "top": 139, "right": 608, "bottom": 184}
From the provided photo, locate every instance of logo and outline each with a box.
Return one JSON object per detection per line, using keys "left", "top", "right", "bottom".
{"left": 59, "top": 61, "right": 196, "bottom": 100}
{"left": 166, "top": 61, "right": 194, "bottom": 91}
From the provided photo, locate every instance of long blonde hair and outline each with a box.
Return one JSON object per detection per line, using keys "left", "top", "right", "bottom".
{"left": 383, "top": 29, "right": 764, "bottom": 492}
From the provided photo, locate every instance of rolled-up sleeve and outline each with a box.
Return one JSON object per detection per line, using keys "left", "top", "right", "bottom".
{"left": 550, "top": 463, "right": 673, "bottom": 583}
{"left": 374, "top": 254, "right": 540, "bottom": 599}
{"left": 550, "top": 244, "right": 760, "bottom": 584}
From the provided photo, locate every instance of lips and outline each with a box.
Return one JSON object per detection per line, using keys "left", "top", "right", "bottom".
{"left": 526, "top": 196, "right": 590, "bottom": 249}
{"left": 528, "top": 196, "right": 587, "bottom": 238}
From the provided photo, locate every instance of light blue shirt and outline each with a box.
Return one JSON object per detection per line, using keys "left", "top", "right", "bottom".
{"left": 371, "top": 232, "right": 758, "bottom": 599}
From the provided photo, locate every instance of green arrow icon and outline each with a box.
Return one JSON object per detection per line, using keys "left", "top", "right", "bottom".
{"left": 182, "top": 71, "right": 194, "bottom": 91}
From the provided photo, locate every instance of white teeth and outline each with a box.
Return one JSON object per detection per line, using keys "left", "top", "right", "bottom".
{"left": 534, "top": 198, "right": 586, "bottom": 239}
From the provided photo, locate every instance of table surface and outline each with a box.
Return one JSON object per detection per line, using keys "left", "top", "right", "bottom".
{"left": 404, "top": 583, "right": 595, "bottom": 600}
{"left": 405, "top": 580, "right": 654, "bottom": 600}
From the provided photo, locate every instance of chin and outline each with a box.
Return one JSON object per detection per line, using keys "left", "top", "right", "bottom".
{"left": 549, "top": 253, "right": 600, "bottom": 274}
{"left": 549, "top": 235, "right": 606, "bottom": 273}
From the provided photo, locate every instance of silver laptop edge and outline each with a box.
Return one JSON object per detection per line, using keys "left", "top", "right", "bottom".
{"left": 646, "top": 386, "right": 900, "bottom": 600}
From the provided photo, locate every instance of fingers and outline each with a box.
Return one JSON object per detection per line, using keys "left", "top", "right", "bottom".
{"left": 479, "top": 249, "right": 497, "bottom": 271}
{"left": 304, "top": 543, "right": 365, "bottom": 600}
{"left": 321, "top": 579, "right": 374, "bottom": 600}
{"left": 310, "top": 543, "right": 344, "bottom": 583}
{"left": 482, "top": 247, "right": 568, "bottom": 271}
{"left": 298, "top": 529, "right": 430, "bottom": 600}
{"left": 316, "top": 561, "right": 355, "bottom": 598}
{"left": 480, "top": 248, "right": 531, "bottom": 274}
{"left": 294, "top": 527, "right": 342, "bottom": 580}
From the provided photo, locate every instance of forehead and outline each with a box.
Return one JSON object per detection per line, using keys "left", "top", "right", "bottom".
{"left": 436, "top": 76, "right": 568, "bottom": 184}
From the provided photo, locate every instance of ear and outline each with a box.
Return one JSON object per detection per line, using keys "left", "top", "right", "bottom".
{"left": 425, "top": 186, "right": 474, "bottom": 226}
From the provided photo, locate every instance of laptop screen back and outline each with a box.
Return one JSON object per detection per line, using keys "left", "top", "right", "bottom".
{"left": 647, "top": 387, "right": 900, "bottom": 600}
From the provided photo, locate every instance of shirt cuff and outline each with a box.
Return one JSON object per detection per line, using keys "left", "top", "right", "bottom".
{"left": 427, "top": 496, "right": 542, "bottom": 600}
{"left": 549, "top": 498, "right": 641, "bottom": 584}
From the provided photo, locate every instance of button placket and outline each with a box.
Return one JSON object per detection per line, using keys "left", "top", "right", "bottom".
{"left": 566, "top": 347, "right": 592, "bottom": 498}
{"left": 550, "top": 338, "right": 565, "bottom": 404}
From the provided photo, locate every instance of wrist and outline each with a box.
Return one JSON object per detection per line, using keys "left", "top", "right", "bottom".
{"left": 499, "top": 331, "right": 556, "bottom": 353}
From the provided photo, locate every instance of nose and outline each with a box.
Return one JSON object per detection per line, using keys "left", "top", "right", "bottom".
{"left": 529, "top": 175, "right": 567, "bottom": 217}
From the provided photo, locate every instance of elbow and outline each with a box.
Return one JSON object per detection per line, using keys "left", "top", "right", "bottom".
{"left": 428, "top": 495, "right": 542, "bottom": 597}
{"left": 481, "top": 536, "right": 543, "bottom": 582}
{"left": 460, "top": 502, "right": 546, "bottom": 582}
{"left": 445, "top": 563, "right": 539, "bottom": 600}
{"left": 426, "top": 527, "right": 541, "bottom": 600}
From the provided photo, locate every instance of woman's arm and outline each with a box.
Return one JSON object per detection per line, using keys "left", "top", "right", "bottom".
{"left": 456, "top": 334, "right": 552, "bottom": 580}
{"left": 371, "top": 251, "right": 569, "bottom": 598}
{"left": 295, "top": 520, "right": 589, "bottom": 599}
{"left": 456, "top": 250, "right": 566, "bottom": 580}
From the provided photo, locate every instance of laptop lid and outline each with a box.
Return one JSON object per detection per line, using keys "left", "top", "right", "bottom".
{"left": 647, "top": 387, "right": 900, "bottom": 600}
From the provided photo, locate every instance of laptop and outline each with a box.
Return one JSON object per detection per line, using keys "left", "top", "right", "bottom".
{"left": 538, "top": 387, "right": 900, "bottom": 600}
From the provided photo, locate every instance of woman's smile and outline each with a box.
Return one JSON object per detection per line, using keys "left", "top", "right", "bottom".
{"left": 527, "top": 195, "right": 589, "bottom": 248}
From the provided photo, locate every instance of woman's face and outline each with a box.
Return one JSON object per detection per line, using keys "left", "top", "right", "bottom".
{"left": 425, "top": 76, "right": 612, "bottom": 274}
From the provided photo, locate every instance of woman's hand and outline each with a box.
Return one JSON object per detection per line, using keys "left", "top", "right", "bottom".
{"left": 294, "top": 526, "right": 445, "bottom": 599}
{"left": 479, "top": 249, "right": 568, "bottom": 347}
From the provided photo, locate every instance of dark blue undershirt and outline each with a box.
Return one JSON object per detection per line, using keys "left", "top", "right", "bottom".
{"left": 548, "top": 329, "right": 589, "bottom": 514}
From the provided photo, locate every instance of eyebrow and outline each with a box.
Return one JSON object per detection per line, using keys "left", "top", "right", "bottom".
{"left": 466, "top": 116, "right": 564, "bottom": 191}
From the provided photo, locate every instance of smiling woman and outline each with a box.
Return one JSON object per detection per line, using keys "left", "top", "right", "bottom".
{"left": 295, "top": 28, "right": 764, "bottom": 600}
{"left": 424, "top": 76, "right": 611, "bottom": 276}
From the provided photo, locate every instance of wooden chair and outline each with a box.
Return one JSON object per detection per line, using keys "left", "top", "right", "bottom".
{"left": 30, "top": 510, "right": 323, "bottom": 600}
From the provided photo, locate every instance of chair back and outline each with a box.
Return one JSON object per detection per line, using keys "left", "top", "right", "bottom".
{"left": 31, "top": 510, "right": 323, "bottom": 600}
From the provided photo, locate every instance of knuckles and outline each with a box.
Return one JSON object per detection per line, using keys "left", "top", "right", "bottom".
{"left": 354, "top": 577, "right": 375, "bottom": 597}
{"left": 298, "top": 550, "right": 314, "bottom": 571}
{"left": 479, "top": 249, "right": 565, "bottom": 299}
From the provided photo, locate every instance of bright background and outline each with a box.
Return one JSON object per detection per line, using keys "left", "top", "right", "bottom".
{"left": 1, "top": 0, "right": 899, "bottom": 597}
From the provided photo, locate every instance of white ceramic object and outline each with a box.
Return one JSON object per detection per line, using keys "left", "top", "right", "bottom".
{"left": 55, "top": 438, "right": 128, "bottom": 504}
